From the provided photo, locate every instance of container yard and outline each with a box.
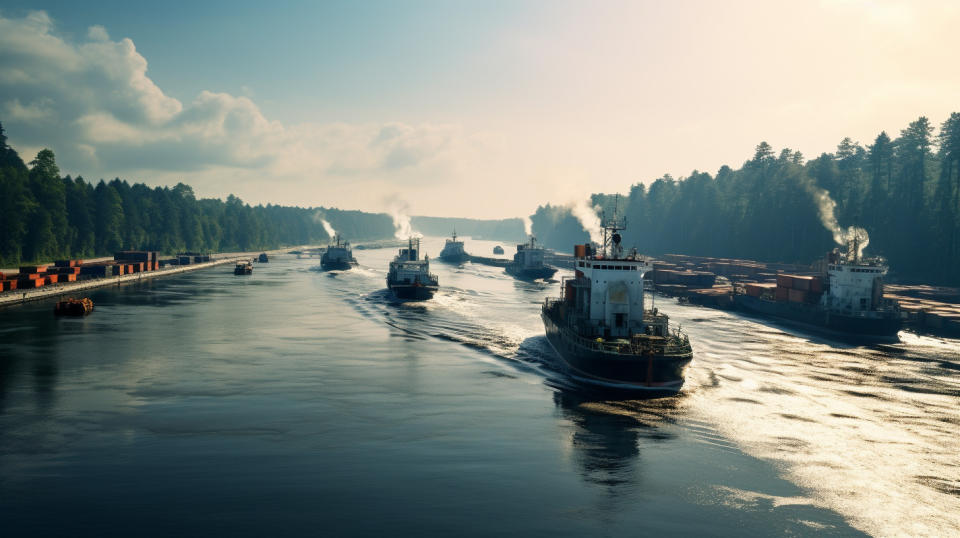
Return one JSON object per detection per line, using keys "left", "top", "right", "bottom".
{"left": 0, "top": 250, "right": 246, "bottom": 308}
{"left": 646, "top": 253, "right": 960, "bottom": 340}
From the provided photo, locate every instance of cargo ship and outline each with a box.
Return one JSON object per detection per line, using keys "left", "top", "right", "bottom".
{"left": 506, "top": 236, "right": 557, "bottom": 280}
{"left": 387, "top": 237, "right": 439, "bottom": 300}
{"left": 320, "top": 234, "right": 358, "bottom": 270}
{"left": 541, "top": 214, "right": 693, "bottom": 392}
{"left": 733, "top": 238, "right": 902, "bottom": 341}
{"left": 234, "top": 260, "right": 253, "bottom": 275}
{"left": 438, "top": 230, "right": 469, "bottom": 263}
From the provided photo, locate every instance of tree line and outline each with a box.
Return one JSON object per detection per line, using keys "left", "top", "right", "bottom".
{"left": 530, "top": 114, "right": 960, "bottom": 286}
{"left": 0, "top": 123, "right": 396, "bottom": 266}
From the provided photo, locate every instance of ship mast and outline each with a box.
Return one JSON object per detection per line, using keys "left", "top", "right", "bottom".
{"left": 600, "top": 194, "right": 626, "bottom": 259}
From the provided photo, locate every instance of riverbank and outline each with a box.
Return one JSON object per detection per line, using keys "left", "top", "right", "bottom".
{"left": 0, "top": 257, "right": 242, "bottom": 308}
{"left": 0, "top": 247, "right": 295, "bottom": 309}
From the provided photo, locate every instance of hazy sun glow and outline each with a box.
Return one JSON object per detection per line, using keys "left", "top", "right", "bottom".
{"left": 1, "top": 1, "right": 958, "bottom": 218}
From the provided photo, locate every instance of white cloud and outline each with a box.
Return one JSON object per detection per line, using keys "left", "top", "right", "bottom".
{"left": 0, "top": 11, "right": 464, "bottom": 213}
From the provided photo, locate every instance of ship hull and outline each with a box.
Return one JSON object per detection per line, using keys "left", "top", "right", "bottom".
{"left": 320, "top": 259, "right": 357, "bottom": 271}
{"left": 541, "top": 309, "right": 692, "bottom": 393}
{"left": 734, "top": 294, "right": 901, "bottom": 342}
{"left": 388, "top": 283, "right": 438, "bottom": 300}
{"left": 506, "top": 264, "right": 557, "bottom": 280}
{"left": 438, "top": 253, "right": 469, "bottom": 264}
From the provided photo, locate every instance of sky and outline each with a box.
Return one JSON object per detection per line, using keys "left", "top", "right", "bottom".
{"left": 2, "top": 0, "right": 959, "bottom": 219}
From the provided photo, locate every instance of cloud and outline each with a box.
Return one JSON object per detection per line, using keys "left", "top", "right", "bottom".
{"left": 0, "top": 11, "right": 460, "bottom": 208}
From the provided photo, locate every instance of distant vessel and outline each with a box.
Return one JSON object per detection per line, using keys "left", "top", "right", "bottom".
{"left": 506, "top": 236, "right": 557, "bottom": 280}
{"left": 234, "top": 261, "right": 253, "bottom": 275}
{"left": 387, "top": 237, "right": 439, "bottom": 300}
{"left": 439, "top": 230, "right": 469, "bottom": 263}
{"left": 734, "top": 234, "right": 901, "bottom": 341}
{"left": 54, "top": 297, "right": 94, "bottom": 316}
{"left": 493, "top": 245, "right": 504, "bottom": 255}
{"left": 541, "top": 211, "right": 693, "bottom": 392}
{"left": 321, "top": 234, "right": 358, "bottom": 270}
{"left": 258, "top": 253, "right": 269, "bottom": 263}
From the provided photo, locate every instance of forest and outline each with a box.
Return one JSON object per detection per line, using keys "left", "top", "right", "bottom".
{"left": 531, "top": 114, "right": 960, "bottom": 286}
{"left": 0, "top": 123, "right": 396, "bottom": 266}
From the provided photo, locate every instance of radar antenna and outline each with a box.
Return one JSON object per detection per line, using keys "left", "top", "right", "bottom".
{"left": 601, "top": 194, "right": 626, "bottom": 259}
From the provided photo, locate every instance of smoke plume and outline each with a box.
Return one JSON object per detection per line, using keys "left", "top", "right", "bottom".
{"left": 312, "top": 210, "right": 337, "bottom": 239}
{"left": 385, "top": 196, "right": 421, "bottom": 239}
{"left": 808, "top": 185, "right": 870, "bottom": 259}
{"left": 522, "top": 215, "right": 533, "bottom": 237}
{"left": 569, "top": 199, "right": 603, "bottom": 244}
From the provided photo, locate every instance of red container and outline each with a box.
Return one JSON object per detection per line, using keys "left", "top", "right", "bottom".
{"left": 811, "top": 276, "right": 823, "bottom": 293}
{"left": 789, "top": 289, "right": 807, "bottom": 303}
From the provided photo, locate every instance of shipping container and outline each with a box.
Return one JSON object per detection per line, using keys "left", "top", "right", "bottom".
{"left": 777, "top": 274, "right": 794, "bottom": 288}
{"left": 17, "top": 278, "right": 44, "bottom": 288}
{"left": 788, "top": 288, "right": 807, "bottom": 303}
{"left": 1, "top": 280, "right": 17, "bottom": 291}
{"left": 775, "top": 287, "right": 789, "bottom": 301}
{"left": 44, "top": 275, "right": 59, "bottom": 284}
{"left": 20, "top": 265, "right": 47, "bottom": 274}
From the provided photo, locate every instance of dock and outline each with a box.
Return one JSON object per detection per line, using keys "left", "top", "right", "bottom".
{"left": 1, "top": 255, "right": 247, "bottom": 308}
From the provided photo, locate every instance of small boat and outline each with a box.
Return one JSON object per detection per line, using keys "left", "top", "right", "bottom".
{"left": 493, "top": 245, "right": 504, "bottom": 255}
{"left": 54, "top": 297, "right": 94, "bottom": 316}
{"left": 506, "top": 235, "right": 557, "bottom": 280}
{"left": 438, "top": 230, "right": 469, "bottom": 263}
{"left": 258, "top": 253, "right": 269, "bottom": 263}
{"left": 321, "top": 234, "right": 358, "bottom": 270}
{"left": 234, "top": 261, "right": 253, "bottom": 275}
{"left": 387, "top": 237, "right": 439, "bottom": 300}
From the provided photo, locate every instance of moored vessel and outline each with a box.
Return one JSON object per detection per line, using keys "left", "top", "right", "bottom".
{"left": 234, "top": 261, "right": 253, "bottom": 275}
{"left": 493, "top": 245, "right": 504, "bottom": 255}
{"left": 438, "top": 230, "right": 469, "bottom": 263}
{"left": 320, "top": 234, "right": 358, "bottom": 270}
{"left": 387, "top": 238, "right": 439, "bottom": 300}
{"left": 734, "top": 235, "right": 901, "bottom": 341}
{"left": 506, "top": 236, "right": 557, "bottom": 280}
{"left": 541, "top": 213, "right": 693, "bottom": 392}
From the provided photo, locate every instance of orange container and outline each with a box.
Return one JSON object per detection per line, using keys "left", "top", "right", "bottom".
{"left": 44, "top": 275, "right": 60, "bottom": 284}
{"left": 63, "top": 274, "right": 77, "bottom": 282}
{"left": 1, "top": 280, "right": 17, "bottom": 291}
{"left": 574, "top": 244, "right": 586, "bottom": 258}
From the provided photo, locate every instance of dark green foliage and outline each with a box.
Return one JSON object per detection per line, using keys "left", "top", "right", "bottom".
{"left": 531, "top": 115, "right": 960, "bottom": 286}
{"left": 0, "top": 127, "right": 397, "bottom": 266}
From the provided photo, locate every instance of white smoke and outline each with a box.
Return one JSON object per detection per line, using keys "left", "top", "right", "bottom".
{"left": 312, "top": 210, "right": 337, "bottom": 239}
{"left": 569, "top": 199, "right": 603, "bottom": 244}
{"left": 808, "top": 186, "right": 870, "bottom": 259}
{"left": 522, "top": 215, "right": 533, "bottom": 237}
{"left": 385, "top": 196, "right": 421, "bottom": 239}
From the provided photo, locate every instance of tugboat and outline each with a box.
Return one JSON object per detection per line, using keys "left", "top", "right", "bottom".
{"left": 234, "top": 260, "right": 253, "bottom": 275}
{"left": 506, "top": 236, "right": 557, "bottom": 280}
{"left": 541, "top": 212, "right": 693, "bottom": 392}
{"left": 54, "top": 297, "right": 94, "bottom": 316}
{"left": 321, "top": 234, "right": 358, "bottom": 270}
{"left": 493, "top": 245, "right": 505, "bottom": 255}
{"left": 438, "top": 230, "right": 469, "bottom": 263}
{"left": 387, "top": 237, "right": 439, "bottom": 300}
{"left": 734, "top": 232, "right": 901, "bottom": 341}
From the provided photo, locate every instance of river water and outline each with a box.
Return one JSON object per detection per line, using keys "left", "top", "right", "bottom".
{"left": 1, "top": 237, "right": 957, "bottom": 537}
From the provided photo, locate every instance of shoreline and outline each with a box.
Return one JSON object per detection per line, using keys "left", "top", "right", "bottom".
{"left": 0, "top": 257, "right": 243, "bottom": 308}
{"left": 0, "top": 247, "right": 296, "bottom": 309}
